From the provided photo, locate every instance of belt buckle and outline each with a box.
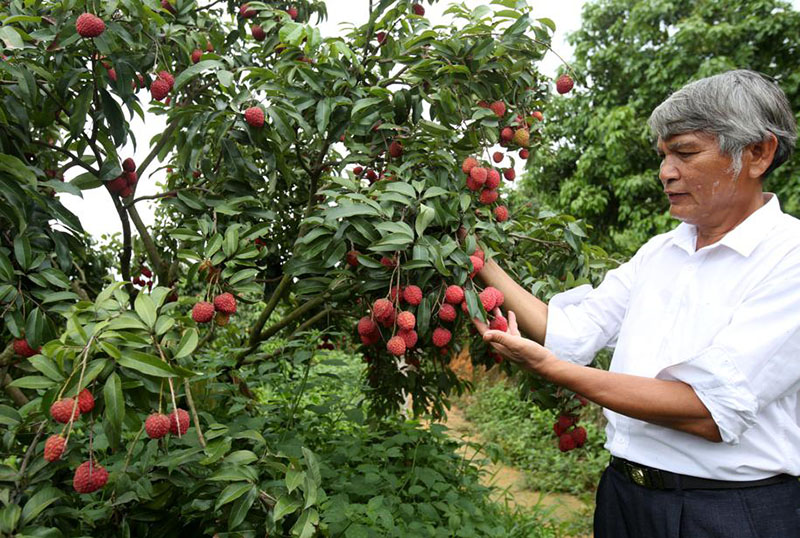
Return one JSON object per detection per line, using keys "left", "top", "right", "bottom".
{"left": 625, "top": 462, "right": 664, "bottom": 489}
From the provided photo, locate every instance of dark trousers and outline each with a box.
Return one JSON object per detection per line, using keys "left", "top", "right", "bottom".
{"left": 594, "top": 465, "right": 800, "bottom": 537}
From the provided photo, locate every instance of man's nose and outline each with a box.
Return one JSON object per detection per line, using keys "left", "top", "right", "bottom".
{"left": 659, "top": 156, "right": 679, "bottom": 185}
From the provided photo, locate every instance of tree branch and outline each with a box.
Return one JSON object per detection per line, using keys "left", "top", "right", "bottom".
{"left": 127, "top": 203, "right": 167, "bottom": 283}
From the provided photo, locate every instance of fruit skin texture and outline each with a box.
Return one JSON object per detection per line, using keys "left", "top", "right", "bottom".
{"left": 150, "top": 78, "right": 170, "bottom": 101}
{"left": 479, "top": 189, "right": 498, "bottom": 205}
{"left": 78, "top": 389, "right": 95, "bottom": 413}
{"left": 399, "top": 329, "right": 418, "bottom": 348}
{"left": 345, "top": 250, "right": 359, "bottom": 267}
{"left": 479, "top": 288, "right": 498, "bottom": 312}
{"left": 492, "top": 151, "right": 503, "bottom": 163}
{"left": 213, "top": 292, "right": 237, "bottom": 314}
{"left": 122, "top": 158, "right": 136, "bottom": 172}
{"left": 191, "top": 49, "right": 202, "bottom": 63}
{"left": 13, "top": 338, "right": 38, "bottom": 358}
{"left": 76, "top": 13, "right": 105, "bottom": 38}
{"left": 512, "top": 128, "right": 530, "bottom": 147}
{"left": 145, "top": 413, "right": 170, "bottom": 439}
{"left": 169, "top": 408, "right": 190, "bottom": 435}
{"left": 438, "top": 303, "right": 457, "bottom": 322}
{"left": 357, "top": 316, "right": 378, "bottom": 336}
{"left": 469, "top": 166, "right": 487, "bottom": 185}
{"left": 571, "top": 426, "right": 587, "bottom": 447}
{"left": 558, "top": 433, "right": 577, "bottom": 452}
{"left": 461, "top": 157, "right": 479, "bottom": 174}
{"left": 396, "top": 311, "right": 416, "bottom": 330}
{"left": 519, "top": 149, "right": 529, "bottom": 160}
{"left": 469, "top": 255, "right": 484, "bottom": 278}
{"left": 372, "top": 299, "right": 394, "bottom": 322}
{"left": 192, "top": 301, "right": 215, "bottom": 323}
{"left": 503, "top": 168, "right": 516, "bottom": 181}
{"left": 494, "top": 205, "right": 509, "bottom": 222}
{"left": 485, "top": 169, "right": 501, "bottom": 189}
{"left": 251, "top": 24, "right": 266, "bottom": 41}
{"left": 556, "top": 74, "right": 574, "bottom": 94}
{"left": 50, "top": 399, "right": 80, "bottom": 424}
{"left": 157, "top": 70, "right": 175, "bottom": 90}
{"left": 402, "top": 285, "right": 423, "bottom": 306}
{"left": 44, "top": 435, "right": 66, "bottom": 462}
{"left": 412, "top": 3, "right": 425, "bottom": 15}
{"left": 500, "top": 127, "right": 514, "bottom": 143}
{"left": 445, "top": 285, "right": 464, "bottom": 305}
{"left": 489, "top": 315, "right": 508, "bottom": 332}
{"left": 489, "top": 100, "right": 506, "bottom": 118}
{"left": 386, "top": 336, "right": 406, "bottom": 356}
{"left": 244, "top": 106, "right": 265, "bottom": 127}
{"left": 432, "top": 327, "right": 452, "bottom": 347}
{"left": 73, "top": 460, "right": 109, "bottom": 493}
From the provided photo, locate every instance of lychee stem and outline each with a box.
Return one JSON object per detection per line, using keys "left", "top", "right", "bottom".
{"left": 183, "top": 379, "right": 206, "bottom": 448}
{"left": 63, "top": 334, "right": 97, "bottom": 445}
{"left": 122, "top": 422, "right": 146, "bottom": 474}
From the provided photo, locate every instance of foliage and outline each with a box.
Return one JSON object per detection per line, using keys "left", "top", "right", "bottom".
{"left": 520, "top": 0, "right": 800, "bottom": 255}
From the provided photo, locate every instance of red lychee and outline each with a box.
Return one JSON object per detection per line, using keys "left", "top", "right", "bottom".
{"left": 465, "top": 175, "right": 482, "bottom": 192}
{"left": 213, "top": 292, "right": 237, "bottom": 314}
{"left": 402, "top": 285, "right": 422, "bottom": 306}
{"left": 469, "top": 255, "right": 484, "bottom": 278}
{"left": 489, "top": 101, "right": 506, "bottom": 118}
{"left": 360, "top": 331, "right": 380, "bottom": 346}
{"left": 479, "top": 288, "right": 498, "bottom": 312}
{"left": 519, "top": 149, "right": 529, "bottom": 160}
{"left": 558, "top": 414, "right": 577, "bottom": 431}
{"left": 353, "top": 166, "right": 363, "bottom": 176}
{"left": 157, "top": 71, "right": 174, "bottom": 90}
{"left": 556, "top": 74, "right": 574, "bottom": 94}
{"left": 489, "top": 315, "right": 508, "bottom": 332}
{"left": 485, "top": 169, "right": 501, "bottom": 189}
{"left": 251, "top": 24, "right": 266, "bottom": 41}
{"left": 380, "top": 256, "right": 396, "bottom": 268}
{"left": 494, "top": 205, "right": 509, "bottom": 222}
{"left": 244, "top": 106, "right": 265, "bottom": 128}
{"left": 150, "top": 78, "right": 170, "bottom": 101}
{"left": 389, "top": 140, "right": 403, "bottom": 158}
{"left": 77, "top": 389, "right": 95, "bottom": 413}
{"left": 479, "top": 189, "right": 498, "bottom": 205}
{"left": 376, "top": 31, "right": 387, "bottom": 44}
{"left": 50, "top": 399, "right": 79, "bottom": 424}
{"left": 512, "top": 128, "right": 530, "bottom": 148}
{"left": 492, "top": 151, "right": 503, "bottom": 164}
{"left": 438, "top": 303, "right": 457, "bottom": 322}
{"left": 122, "top": 157, "right": 136, "bottom": 173}
{"left": 571, "top": 426, "right": 587, "bottom": 447}
{"left": 145, "top": 413, "right": 170, "bottom": 439}
{"left": 461, "top": 157, "right": 479, "bottom": 175}
{"left": 346, "top": 250, "right": 359, "bottom": 267}
{"left": 379, "top": 309, "right": 396, "bottom": 328}
{"left": 161, "top": 0, "right": 177, "bottom": 14}
{"left": 469, "top": 166, "right": 488, "bottom": 185}
{"left": 397, "top": 311, "right": 416, "bottom": 331}
{"left": 44, "top": 435, "right": 66, "bottom": 462}
{"left": 503, "top": 168, "right": 516, "bottom": 181}
{"left": 124, "top": 171, "right": 137, "bottom": 186}
{"left": 192, "top": 301, "right": 215, "bottom": 323}
{"left": 169, "top": 408, "right": 190, "bottom": 435}
{"left": 386, "top": 336, "right": 406, "bottom": 356}
{"left": 412, "top": 3, "right": 425, "bottom": 15}
{"left": 119, "top": 187, "right": 132, "bottom": 198}
{"left": 432, "top": 327, "right": 452, "bottom": 347}
{"left": 76, "top": 13, "right": 105, "bottom": 38}
{"left": 287, "top": 6, "right": 298, "bottom": 19}
{"left": 191, "top": 49, "right": 202, "bottom": 63}
{"left": 239, "top": 3, "right": 256, "bottom": 18}
{"left": 399, "top": 329, "right": 418, "bottom": 348}
{"left": 73, "top": 460, "right": 109, "bottom": 493}
{"left": 357, "top": 316, "right": 378, "bottom": 336}
{"left": 389, "top": 285, "right": 402, "bottom": 302}
{"left": 372, "top": 298, "right": 394, "bottom": 321}
{"left": 12, "top": 338, "right": 38, "bottom": 358}
{"left": 444, "top": 285, "right": 464, "bottom": 305}
{"left": 500, "top": 127, "right": 513, "bottom": 143}
{"left": 532, "top": 110, "right": 544, "bottom": 122}
{"left": 558, "top": 433, "right": 577, "bottom": 452}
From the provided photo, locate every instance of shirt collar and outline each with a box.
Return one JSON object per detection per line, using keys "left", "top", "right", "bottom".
{"left": 670, "top": 193, "right": 782, "bottom": 256}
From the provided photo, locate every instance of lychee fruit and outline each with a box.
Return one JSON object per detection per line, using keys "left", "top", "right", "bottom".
{"left": 473, "top": 248, "right": 485, "bottom": 261}
{"left": 251, "top": 25, "right": 266, "bottom": 41}
{"left": 73, "top": 460, "right": 109, "bottom": 493}
{"left": 365, "top": 169, "right": 378, "bottom": 182}
{"left": 287, "top": 6, "right": 298, "bottom": 19}
{"left": 519, "top": 149, "right": 529, "bottom": 160}
{"left": 150, "top": 78, "right": 170, "bottom": 101}
{"left": 389, "top": 140, "right": 403, "bottom": 158}
{"left": 122, "top": 158, "right": 136, "bottom": 173}
{"left": 571, "top": 426, "right": 587, "bottom": 447}
{"left": 445, "top": 285, "right": 464, "bottom": 304}
{"left": 432, "top": 327, "right": 452, "bottom": 347}
{"left": 13, "top": 338, "right": 38, "bottom": 358}
{"left": 512, "top": 128, "right": 530, "bottom": 148}
{"left": 485, "top": 169, "right": 501, "bottom": 189}
{"left": 469, "top": 166, "right": 488, "bottom": 185}
{"left": 380, "top": 256, "right": 396, "bottom": 268}
{"left": 360, "top": 331, "right": 380, "bottom": 346}
{"left": 169, "top": 408, "right": 190, "bottom": 435}
{"left": 500, "top": 127, "right": 513, "bottom": 143}
{"left": 50, "top": 399, "right": 79, "bottom": 424}
{"left": 402, "top": 285, "right": 422, "bottom": 306}
{"left": 357, "top": 316, "right": 378, "bottom": 336}
{"left": 399, "top": 329, "right": 418, "bottom": 348}
{"left": 161, "top": 0, "right": 177, "bottom": 14}
{"left": 77, "top": 389, "right": 95, "bottom": 413}
{"left": 353, "top": 166, "right": 363, "bottom": 176}
{"left": 244, "top": 106, "right": 265, "bottom": 128}
{"left": 494, "top": 205, "right": 509, "bottom": 222}
{"left": 389, "top": 285, "right": 402, "bottom": 302}
{"left": 492, "top": 151, "right": 503, "bottom": 164}
{"left": 124, "top": 171, "right": 137, "bottom": 186}
{"left": 372, "top": 298, "right": 394, "bottom": 321}
{"left": 556, "top": 74, "right": 574, "bottom": 94}
{"left": 239, "top": 3, "right": 256, "bottom": 18}
{"left": 213, "top": 292, "right": 237, "bottom": 314}
{"left": 346, "top": 250, "right": 359, "bottom": 267}
{"left": 466, "top": 175, "right": 482, "bottom": 192}
{"left": 479, "top": 288, "right": 498, "bottom": 312}
{"left": 503, "top": 168, "right": 516, "bottom": 181}
{"left": 191, "top": 49, "right": 202, "bottom": 63}
{"left": 558, "top": 414, "right": 576, "bottom": 431}
{"left": 412, "top": 3, "right": 425, "bottom": 15}
{"left": 376, "top": 31, "right": 387, "bottom": 44}
{"left": 469, "top": 255, "right": 484, "bottom": 278}
{"left": 461, "top": 157, "right": 479, "bottom": 175}
{"left": 192, "top": 301, "right": 215, "bottom": 323}
{"left": 76, "top": 13, "right": 105, "bottom": 38}
{"left": 157, "top": 71, "right": 175, "bottom": 90}
{"left": 378, "top": 309, "right": 396, "bottom": 328}
{"left": 479, "top": 189, "right": 498, "bottom": 205}
{"left": 532, "top": 110, "right": 544, "bottom": 122}
{"left": 438, "top": 303, "right": 457, "bottom": 322}
{"left": 396, "top": 311, "right": 416, "bottom": 331}
{"left": 119, "top": 187, "right": 132, "bottom": 198}
{"left": 489, "top": 101, "right": 506, "bottom": 118}
{"left": 44, "top": 435, "right": 67, "bottom": 462}
{"left": 386, "top": 336, "right": 406, "bottom": 356}
{"left": 214, "top": 312, "right": 230, "bottom": 326}
{"left": 558, "top": 433, "right": 576, "bottom": 452}
{"left": 145, "top": 413, "right": 170, "bottom": 439}
{"left": 489, "top": 315, "right": 508, "bottom": 332}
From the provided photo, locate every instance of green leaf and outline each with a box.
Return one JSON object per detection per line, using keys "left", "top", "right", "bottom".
{"left": 174, "top": 329, "right": 198, "bottom": 359}
{"left": 0, "top": 154, "right": 36, "bottom": 185}
{"left": 415, "top": 204, "right": 436, "bottom": 237}
{"left": 223, "top": 225, "right": 239, "bottom": 257}
{"left": 302, "top": 447, "right": 321, "bottom": 484}
{"left": 21, "top": 486, "right": 64, "bottom": 527}
{"left": 0, "top": 503, "right": 20, "bottom": 534}
{"left": 13, "top": 235, "right": 31, "bottom": 271}
{"left": 174, "top": 60, "right": 222, "bottom": 91}
{"left": 103, "top": 373, "right": 124, "bottom": 449}
{"left": 100, "top": 88, "right": 125, "bottom": 146}
{"left": 8, "top": 376, "right": 55, "bottom": 389}
{"left": 0, "top": 251, "right": 13, "bottom": 281}
{"left": 134, "top": 293, "right": 157, "bottom": 328}
{"left": 28, "top": 355, "right": 63, "bottom": 381}
{"left": 285, "top": 469, "right": 304, "bottom": 494}
{"left": 117, "top": 351, "right": 177, "bottom": 378}
{"left": 154, "top": 315, "right": 175, "bottom": 336}
{"left": 228, "top": 485, "right": 257, "bottom": 530}
{"left": 0, "top": 27, "right": 24, "bottom": 49}
{"left": 273, "top": 495, "right": 303, "bottom": 522}
{"left": 215, "top": 482, "right": 251, "bottom": 511}
{"left": 290, "top": 508, "right": 319, "bottom": 538}
{"left": 24, "top": 307, "right": 45, "bottom": 347}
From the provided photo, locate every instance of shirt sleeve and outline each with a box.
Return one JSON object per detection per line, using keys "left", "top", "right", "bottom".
{"left": 544, "top": 250, "right": 643, "bottom": 366}
{"left": 656, "top": 251, "right": 800, "bottom": 445}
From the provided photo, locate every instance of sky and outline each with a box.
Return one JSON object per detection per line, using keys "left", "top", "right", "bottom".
{"left": 58, "top": 0, "right": 587, "bottom": 242}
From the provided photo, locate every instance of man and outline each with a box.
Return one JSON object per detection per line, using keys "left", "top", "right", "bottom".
{"left": 475, "top": 70, "right": 800, "bottom": 537}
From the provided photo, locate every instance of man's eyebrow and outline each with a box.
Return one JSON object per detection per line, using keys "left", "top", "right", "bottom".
{"left": 655, "top": 141, "right": 697, "bottom": 155}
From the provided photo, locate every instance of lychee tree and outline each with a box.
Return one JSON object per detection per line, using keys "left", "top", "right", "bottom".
{"left": 0, "top": 0, "right": 613, "bottom": 534}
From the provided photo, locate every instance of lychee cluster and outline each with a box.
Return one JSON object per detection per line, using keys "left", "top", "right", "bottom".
{"left": 73, "top": 460, "right": 109, "bottom": 493}
{"left": 151, "top": 70, "right": 174, "bottom": 101}
{"left": 49, "top": 389, "right": 94, "bottom": 425}
{"left": 145, "top": 408, "right": 190, "bottom": 439}
{"left": 460, "top": 156, "right": 511, "bottom": 223}
{"left": 192, "top": 292, "right": 237, "bottom": 325}
{"left": 132, "top": 264, "right": 153, "bottom": 289}
{"left": 106, "top": 157, "right": 138, "bottom": 198}
{"left": 553, "top": 413, "right": 587, "bottom": 452}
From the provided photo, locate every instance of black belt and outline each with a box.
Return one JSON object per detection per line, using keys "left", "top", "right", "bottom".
{"left": 610, "top": 456, "right": 795, "bottom": 490}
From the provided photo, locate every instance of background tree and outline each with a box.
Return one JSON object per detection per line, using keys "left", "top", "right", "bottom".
{"left": 519, "top": 0, "right": 800, "bottom": 255}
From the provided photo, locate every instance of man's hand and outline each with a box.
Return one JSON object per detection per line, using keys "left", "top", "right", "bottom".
{"left": 472, "top": 309, "right": 556, "bottom": 374}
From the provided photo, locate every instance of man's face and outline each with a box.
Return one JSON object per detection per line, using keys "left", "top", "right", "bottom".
{"left": 656, "top": 132, "right": 752, "bottom": 227}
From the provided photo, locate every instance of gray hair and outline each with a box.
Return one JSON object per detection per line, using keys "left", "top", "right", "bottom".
{"left": 648, "top": 69, "right": 797, "bottom": 178}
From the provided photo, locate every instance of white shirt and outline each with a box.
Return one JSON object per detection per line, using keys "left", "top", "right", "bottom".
{"left": 544, "top": 193, "right": 800, "bottom": 480}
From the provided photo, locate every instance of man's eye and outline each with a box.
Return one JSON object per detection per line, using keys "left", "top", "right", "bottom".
{"left": 676, "top": 151, "right": 696, "bottom": 157}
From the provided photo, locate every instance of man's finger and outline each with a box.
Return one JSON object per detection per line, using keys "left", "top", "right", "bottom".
{"left": 508, "top": 310, "right": 519, "bottom": 334}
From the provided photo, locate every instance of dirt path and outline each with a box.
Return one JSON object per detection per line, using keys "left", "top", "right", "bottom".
{"left": 441, "top": 405, "right": 592, "bottom": 533}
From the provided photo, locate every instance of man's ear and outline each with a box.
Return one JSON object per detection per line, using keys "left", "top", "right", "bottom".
{"left": 745, "top": 133, "right": 779, "bottom": 180}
